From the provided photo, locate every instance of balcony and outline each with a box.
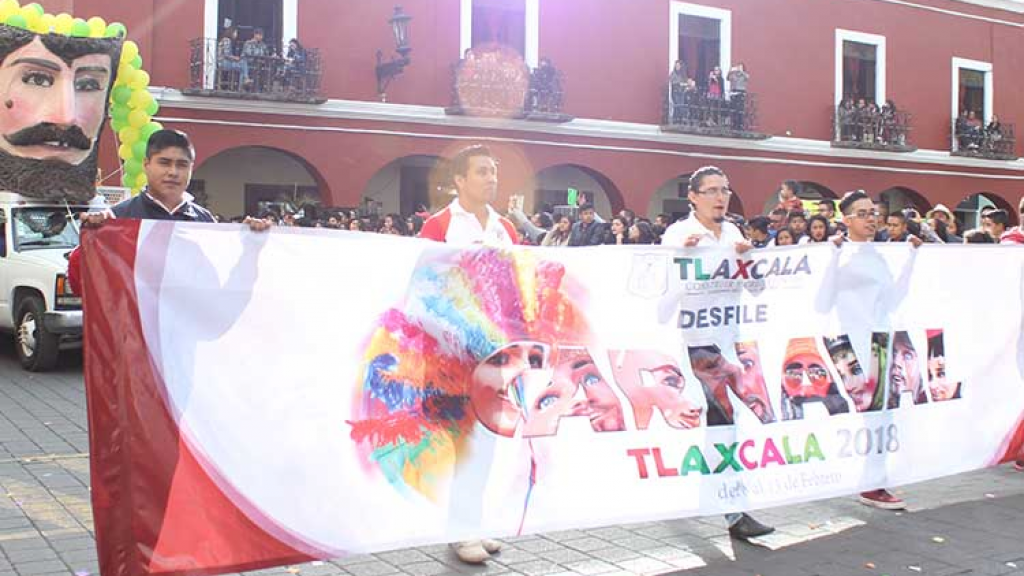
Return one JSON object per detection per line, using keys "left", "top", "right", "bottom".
{"left": 831, "top": 105, "right": 915, "bottom": 153}
{"left": 184, "top": 38, "right": 325, "bottom": 104}
{"left": 951, "top": 119, "right": 1017, "bottom": 161}
{"left": 445, "top": 50, "right": 572, "bottom": 122}
{"left": 660, "top": 90, "right": 767, "bottom": 140}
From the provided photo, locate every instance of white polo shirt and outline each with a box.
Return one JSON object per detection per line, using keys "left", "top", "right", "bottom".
{"left": 420, "top": 199, "right": 517, "bottom": 246}
{"left": 660, "top": 215, "right": 745, "bottom": 248}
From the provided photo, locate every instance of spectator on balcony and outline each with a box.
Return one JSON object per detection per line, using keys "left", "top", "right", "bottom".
{"left": 727, "top": 63, "right": 749, "bottom": 130}
{"left": 879, "top": 100, "right": 898, "bottom": 145}
{"left": 243, "top": 28, "right": 270, "bottom": 58}
{"left": 962, "top": 110, "right": 984, "bottom": 149}
{"left": 283, "top": 38, "right": 308, "bottom": 84}
{"left": 528, "top": 58, "right": 562, "bottom": 113}
{"left": 668, "top": 60, "right": 687, "bottom": 123}
{"left": 707, "top": 66, "right": 723, "bottom": 99}
{"left": 807, "top": 215, "right": 831, "bottom": 243}
{"left": 837, "top": 99, "right": 856, "bottom": 141}
{"left": 217, "top": 26, "right": 251, "bottom": 90}
{"left": 985, "top": 114, "right": 1004, "bottom": 151}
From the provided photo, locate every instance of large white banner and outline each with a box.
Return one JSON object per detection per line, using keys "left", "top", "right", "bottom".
{"left": 82, "top": 221, "right": 1024, "bottom": 576}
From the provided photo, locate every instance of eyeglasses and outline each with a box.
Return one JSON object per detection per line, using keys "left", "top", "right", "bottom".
{"left": 696, "top": 187, "right": 733, "bottom": 198}
{"left": 852, "top": 209, "right": 881, "bottom": 220}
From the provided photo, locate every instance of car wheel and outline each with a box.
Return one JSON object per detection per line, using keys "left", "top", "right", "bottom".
{"left": 15, "top": 295, "right": 59, "bottom": 372}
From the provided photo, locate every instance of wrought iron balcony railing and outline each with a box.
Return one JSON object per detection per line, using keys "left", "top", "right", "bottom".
{"left": 185, "top": 38, "right": 324, "bottom": 103}
{"left": 951, "top": 119, "right": 1017, "bottom": 160}
{"left": 445, "top": 50, "right": 572, "bottom": 122}
{"left": 660, "top": 88, "right": 765, "bottom": 139}
{"left": 832, "top": 107, "right": 915, "bottom": 152}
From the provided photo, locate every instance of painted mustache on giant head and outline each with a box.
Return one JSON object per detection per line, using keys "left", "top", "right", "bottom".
{"left": 5, "top": 122, "right": 92, "bottom": 152}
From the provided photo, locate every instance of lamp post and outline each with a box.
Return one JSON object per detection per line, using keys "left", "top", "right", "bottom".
{"left": 375, "top": 6, "right": 413, "bottom": 102}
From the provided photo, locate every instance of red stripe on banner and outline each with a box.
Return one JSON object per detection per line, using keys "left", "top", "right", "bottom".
{"left": 83, "top": 221, "right": 315, "bottom": 576}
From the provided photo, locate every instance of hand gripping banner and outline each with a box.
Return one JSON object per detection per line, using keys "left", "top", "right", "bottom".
{"left": 81, "top": 221, "right": 1024, "bottom": 576}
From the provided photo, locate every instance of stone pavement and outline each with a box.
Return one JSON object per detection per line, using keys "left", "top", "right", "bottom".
{"left": 0, "top": 339, "right": 1021, "bottom": 576}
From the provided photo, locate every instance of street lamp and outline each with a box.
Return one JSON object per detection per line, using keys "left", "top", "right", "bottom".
{"left": 376, "top": 6, "right": 413, "bottom": 102}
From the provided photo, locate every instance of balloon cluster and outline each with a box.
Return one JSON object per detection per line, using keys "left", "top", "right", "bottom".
{"left": 0, "top": 0, "right": 159, "bottom": 194}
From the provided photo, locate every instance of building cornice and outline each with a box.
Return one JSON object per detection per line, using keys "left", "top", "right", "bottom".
{"left": 151, "top": 87, "right": 1024, "bottom": 174}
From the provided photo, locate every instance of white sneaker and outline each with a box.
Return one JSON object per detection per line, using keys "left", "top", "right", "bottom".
{"left": 451, "top": 541, "right": 490, "bottom": 564}
{"left": 481, "top": 538, "right": 502, "bottom": 554}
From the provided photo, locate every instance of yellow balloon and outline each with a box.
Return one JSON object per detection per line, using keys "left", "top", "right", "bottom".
{"left": 129, "top": 88, "right": 153, "bottom": 109}
{"left": 18, "top": 5, "right": 38, "bottom": 29}
{"left": 87, "top": 16, "right": 106, "bottom": 38}
{"left": 53, "top": 12, "right": 73, "bottom": 35}
{"left": 134, "top": 173, "right": 147, "bottom": 189}
{"left": 35, "top": 12, "right": 54, "bottom": 33}
{"left": 128, "top": 69, "right": 150, "bottom": 91}
{"left": 120, "top": 127, "right": 140, "bottom": 145}
{"left": 120, "top": 40, "right": 139, "bottom": 64}
{"left": 128, "top": 109, "right": 148, "bottom": 128}
{"left": 118, "top": 143, "right": 133, "bottom": 161}
{"left": 0, "top": 0, "right": 19, "bottom": 21}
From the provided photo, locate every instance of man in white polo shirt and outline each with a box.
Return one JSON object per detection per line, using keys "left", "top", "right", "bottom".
{"left": 661, "top": 166, "right": 775, "bottom": 541}
{"left": 419, "top": 145, "right": 516, "bottom": 564}
{"left": 419, "top": 145, "right": 518, "bottom": 245}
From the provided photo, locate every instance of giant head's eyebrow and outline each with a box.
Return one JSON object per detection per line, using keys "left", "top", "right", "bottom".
{"left": 76, "top": 66, "right": 110, "bottom": 74}
{"left": 10, "top": 57, "right": 61, "bottom": 72}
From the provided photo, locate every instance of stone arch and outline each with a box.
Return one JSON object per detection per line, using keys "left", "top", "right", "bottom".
{"left": 956, "top": 191, "right": 1020, "bottom": 229}
{"left": 193, "top": 145, "right": 330, "bottom": 219}
{"left": 878, "top": 186, "right": 931, "bottom": 216}
{"left": 650, "top": 173, "right": 746, "bottom": 220}
{"left": 361, "top": 155, "right": 448, "bottom": 217}
{"left": 529, "top": 163, "right": 625, "bottom": 218}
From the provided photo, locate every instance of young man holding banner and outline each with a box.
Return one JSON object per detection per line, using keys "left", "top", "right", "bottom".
{"left": 418, "top": 145, "right": 515, "bottom": 564}
{"left": 661, "top": 167, "right": 775, "bottom": 541}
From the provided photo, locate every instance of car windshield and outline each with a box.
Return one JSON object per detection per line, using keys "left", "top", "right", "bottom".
{"left": 12, "top": 207, "right": 87, "bottom": 252}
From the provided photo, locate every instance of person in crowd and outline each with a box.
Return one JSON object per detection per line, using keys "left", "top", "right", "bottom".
{"left": 963, "top": 228, "right": 994, "bottom": 244}
{"left": 999, "top": 197, "right": 1024, "bottom": 244}
{"left": 217, "top": 26, "right": 251, "bottom": 89}
{"left": 660, "top": 166, "right": 772, "bottom": 541}
{"left": 603, "top": 216, "right": 630, "bottom": 245}
{"left": 628, "top": 220, "right": 658, "bottom": 244}
{"left": 982, "top": 208, "right": 1009, "bottom": 242}
{"left": 768, "top": 208, "right": 789, "bottom": 235}
{"left": 378, "top": 213, "right": 405, "bottom": 235}
{"left": 541, "top": 214, "right": 573, "bottom": 247}
{"left": 931, "top": 219, "right": 960, "bottom": 244}
{"left": 407, "top": 215, "right": 424, "bottom": 236}
{"left": 745, "top": 216, "right": 771, "bottom": 248}
{"left": 568, "top": 203, "right": 607, "bottom": 246}
{"left": 787, "top": 211, "right": 810, "bottom": 244}
{"left": 774, "top": 228, "right": 795, "bottom": 246}
{"left": 418, "top": 145, "right": 516, "bottom": 563}
{"left": 806, "top": 214, "right": 831, "bottom": 242}
{"left": 816, "top": 199, "right": 836, "bottom": 221}
{"left": 506, "top": 200, "right": 551, "bottom": 245}
{"left": 349, "top": 218, "right": 363, "bottom": 231}
{"left": 326, "top": 214, "right": 340, "bottom": 229}
{"left": 775, "top": 180, "right": 804, "bottom": 213}
{"left": 834, "top": 190, "right": 921, "bottom": 509}
{"left": 654, "top": 213, "right": 672, "bottom": 237}
{"left": 873, "top": 199, "right": 890, "bottom": 241}
{"left": 619, "top": 208, "right": 636, "bottom": 228}
{"left": 885, "top": 211, "right": 912, "bottom": 242}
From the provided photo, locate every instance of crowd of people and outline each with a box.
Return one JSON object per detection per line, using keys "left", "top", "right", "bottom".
{"left": 954, "top": 110, "right": 1008, "bottom": 154}
{"left": 216, "top": 26, "right": 309, "bottom": 93}
{"left": 666, "top": 61, "right": 751, "bottom": 131}
{"left": 835, "top": 98, "right": 910, "bottom": 146}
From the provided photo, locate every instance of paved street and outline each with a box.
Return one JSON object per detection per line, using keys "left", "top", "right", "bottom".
{"left": 0, "top": 336, "right": 1021, "bottom": 576}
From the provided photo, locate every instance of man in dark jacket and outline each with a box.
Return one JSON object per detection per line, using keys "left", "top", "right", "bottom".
{"left": 568, "top": 203, "right": 606, "bottom": 246}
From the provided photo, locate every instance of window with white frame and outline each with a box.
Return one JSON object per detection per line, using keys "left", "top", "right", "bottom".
{"left": 460, "top": 0, "right": 539, "bottom": 67}
{"left": 835, "top": 29, "right": 886, "bottom": 106}
{"left": 951, "top": 58, "right": 992, "bottom": 122}
{"left": 669, "top": 2, "right": 732, "bottom": 89}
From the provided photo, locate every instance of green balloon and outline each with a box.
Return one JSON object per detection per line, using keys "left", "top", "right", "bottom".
{"left": 124, "top": 158, "right": 142, "bottom": 176}
{"left": 105, "top": 22, "right": 127, "bottom": 38}
{"left": 111, "top": 105, "right": 130, "bottom": 124}
{"left": 130, "top": 55, "right": 142, "bottom": 69}
{"left": 4, "top": 14, "right": 28, "bottom": 29}
{"left": 140, "top": 122, "right": 161, "bottom": 140}
{"left": 131, "top": 140, "right": 147, "bottom": 159}
{"left": 24, "top": 3, "right": 44, "bottom": 17}
{"left": 121, "top": 173, "right": 133, "bottom": 188}
{"left": 70, "top": 19, "right": 90, "bottom": 37}
{"left": 112, "top": 85, "right": 132, "bottom": 105}
{"left": 145, "top": 100, "right": 159, "bottom": 116}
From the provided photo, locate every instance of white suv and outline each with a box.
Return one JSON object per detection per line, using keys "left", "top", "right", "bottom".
{"left": 0, "top": 192, "right": 87, "bottom": 371}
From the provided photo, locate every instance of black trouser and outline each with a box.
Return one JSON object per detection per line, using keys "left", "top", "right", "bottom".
{"left": 730, "top": 91, "right": 746, "bottom": 130}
